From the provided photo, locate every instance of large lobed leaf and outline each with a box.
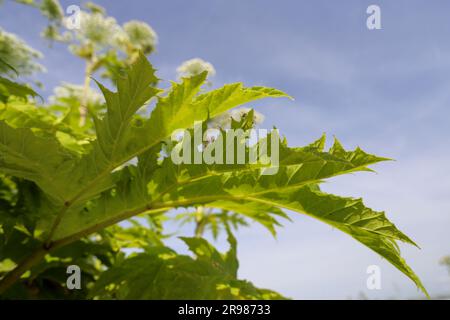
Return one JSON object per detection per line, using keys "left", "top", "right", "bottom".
{"left": 0, "top": 76, "right": 41, "bottom": 103}
{"left": 0, "top": 54, "right": 427, "bottom": 297}
{"left": 61, "top": 53, "right": 291, "bottom": 207}
{"left": 0, "top": 121, "right": 78, "bottom": 202}
{"left": 52, "top": 130, "right": 428, "bottom": 296}
{"left": 90, "top": 235, "right": 286, "bottom": 300}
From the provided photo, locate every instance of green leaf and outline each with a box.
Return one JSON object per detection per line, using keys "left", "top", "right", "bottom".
{"left": 253, "top": 185, "right": 427, "bottom": 295}
{"left": 91, "top": 53, "right": 160, "bottom": 165}
{"left": 0, "top": 100, "right": 56, "bottom": 130}
{"left": 59, "top": 54, "right": 289, "bottom": 208}
{"left": 0, "top": 57, "right": 18, "bottom": 76}
{"left": 0, "top": 76, "right": 41, "bottom": 103}
{"left": 86, "top": 134, "right": 426, "bottom": 295}
{"left": 192, "top": 83, "right": 292, "bottom": 119}
{"left": 90, "top": 238, "right": 286, "bottom": 299}
{"left": 0, "top": 121, "right": 77, "bottom": 202}
{"left": 51, "top": 54, "right": 290, "bottom": 236}
{"left": 205, "top": 200, "right": 288, "bottom": 236}
{"left": 51, "top": 133, "right": 427, "bottom": 297}
{"left": 0, "top": 52, "right": 427, "bottom": 299}
{"left": 180, "top": 236, "right": 237, "bottom": 276}
{"left": 154, "top": 136, "right": 425, "bottom": 296}
{"left": 0, "top": 100, "right": 92, "bottom": 155}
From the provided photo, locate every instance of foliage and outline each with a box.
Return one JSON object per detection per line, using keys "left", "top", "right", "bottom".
{"left": 0, "top": 76, "right": 41, "bottom": 102}
{"left": 91, "top": 233, "right": 285, "bottom": 299}
{"left": 0, "top": 27, "right": 45, "bottom": 77}
{"left": 0, "top": 1, "right": 428, "bottom": 300}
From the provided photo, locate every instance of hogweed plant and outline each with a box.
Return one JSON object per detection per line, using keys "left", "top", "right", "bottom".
{"left": 0, "top": 1, "right": 427, "bottom": 299}
{"left": 0, "top": 53, "right": 428, "bottom": 299}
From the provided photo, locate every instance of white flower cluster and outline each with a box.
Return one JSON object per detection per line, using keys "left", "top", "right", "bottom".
{"left": 49, "top": 82, "right": 104, "bottom": 107}
{"left": 75, "top": 11, "right": 119, "bottom": 47}
{"left": 0, "top": 28, "right": 45, "bottom": 76}
{"left": 40, "top": 0, "right": 64, "bottom": 21}
{"left": 210, "top": 107, "right": 265, "bottom": 129}
{"left": 230, "top": 107, "right": 265, "bottom": 124}
{"left": 176, "top": 58, "right": 216, "bottom": 78}
{"left": 63, "top": 10, "right": 158, "bottom": 55}
{"left": 122, "top": 21, "right": 158, "bottom": 54}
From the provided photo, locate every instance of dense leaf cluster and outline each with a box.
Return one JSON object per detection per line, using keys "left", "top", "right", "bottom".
{"left": 0, "top": 52, "right": 427, "bottom": 298}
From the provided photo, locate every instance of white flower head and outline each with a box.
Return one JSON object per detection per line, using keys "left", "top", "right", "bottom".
{"left": 50, "top": 82, "right": 103, "bottom": 107}
{"left": 64, "top": 11, "right": 120, "bottom": 48}
{"left": 210, "top": 108, "right": 265, "bottom": 128}
{"left": 0, "top": 28, "right": 45, "bottom": 76}
{"left": 230, "top": 107, "right": 265, "bottom": 125}
{"left": 122, "top": 21, "right": 158, "bottom": 54}
{"left": 176, "top": 58, "right": 216, "bottom": 78}
{"left": 112, "top": 29, "right": 129, "bottom": 50}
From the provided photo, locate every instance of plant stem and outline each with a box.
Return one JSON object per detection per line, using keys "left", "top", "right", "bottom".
{"left": 0, "top": 181, "right": 284, "bottom": 294}
{"left": 79, "top": 59, "right": 93, "bottom": 127}
{"left": 0, "top": 246, "right": 48, "bottom": 295}
{"left": 194, "top": 206, "right": 206, "bottom": 237}
{"left": 0, "top": 206, "right": 168, "bottom": 295}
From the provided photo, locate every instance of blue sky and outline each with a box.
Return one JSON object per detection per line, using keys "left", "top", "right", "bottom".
{"left": 1, "top": 0, "right": 450, "bottom": 299}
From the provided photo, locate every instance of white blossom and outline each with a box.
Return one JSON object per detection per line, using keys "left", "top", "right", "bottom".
{"left": 177, "top": 58, "right": 216, "bottom": 78}
{"left": 123, "top": 21, "right": 158, "bottom": 54}
{"left": 230, "top": 107, "right": 265, "bottom": 124}
{"left": 210, "top": 108, "right": 265, "bottom": 128}
{"left": 0, "top": 28, "right": 45, "bottom": 76}
{"left": 49, "top": 82, "right": 103, "bottom": 106}
{"left": 63, "top": 11, "right": 120, "bottom": 48}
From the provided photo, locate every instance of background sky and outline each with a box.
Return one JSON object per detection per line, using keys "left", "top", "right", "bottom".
{"left": 1, "top": 0, "right": 450, "bottom": 299}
